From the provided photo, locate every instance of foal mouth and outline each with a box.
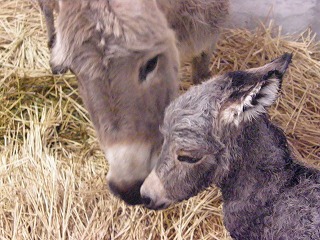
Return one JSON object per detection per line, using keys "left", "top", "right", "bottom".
{"left": 141, "top": 196, "right": 171, "bottom": 210}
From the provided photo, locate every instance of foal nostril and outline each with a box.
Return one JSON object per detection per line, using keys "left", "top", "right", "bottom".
{"left": 157, "top": 202, "right": 166, "bottom": 210}
{"left": 141, "top": 195, "right": 169, "bottom": 210}
{"left": 141, "top": 196, "right": 152, "bottom": 206}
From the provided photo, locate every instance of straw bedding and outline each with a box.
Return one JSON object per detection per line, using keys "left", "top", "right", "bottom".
{"left": 0, "top": 1, "right": 319, "bottom": 239}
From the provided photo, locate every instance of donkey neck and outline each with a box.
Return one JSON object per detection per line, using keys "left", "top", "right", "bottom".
{"left": 217, "top": 116, "right": 320, "bottom": 239}
{"left": 216, "top": 116, "right": 295, "bottom": 237}
{"left": 219, "top": 115, "right": 295, "bottom": 204}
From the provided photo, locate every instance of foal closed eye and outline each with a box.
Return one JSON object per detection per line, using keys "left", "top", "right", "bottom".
{"left": 177, "top": 155, "right": 202, "bottom": 164}
{"left": 139, "top": 55, "right": 159, "bottom": 82}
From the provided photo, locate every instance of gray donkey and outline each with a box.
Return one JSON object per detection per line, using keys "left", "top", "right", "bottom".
{"left": 38, "top": 0, "right": 229, "bottom": 82}
{"left": 49, "top": 0, "right": 179, "bottom": 205}
{"left": 156, "top": 0, "right": 229, "bottom": 84}
{"left": 39, "top": 0, "right": 229, "bottom": 205}
{"left": 37, "top": 0, "right": 59, "bottom": 48}
{"left": 141, "top": 53, "right": 320, "bottom": 239}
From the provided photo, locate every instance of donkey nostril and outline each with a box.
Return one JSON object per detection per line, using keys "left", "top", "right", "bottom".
{"left": 141, "top": 196, "right": 152, "bottom": 206}
{"left": 157, "top": 203, "right": 165, "bottom": 210}
{"left": 108, "top": 180, "right": 143, "bottom": 205}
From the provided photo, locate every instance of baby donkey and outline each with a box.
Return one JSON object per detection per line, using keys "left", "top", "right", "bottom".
{"left": 141, "top": 53, "right": 320, "bottom": 239}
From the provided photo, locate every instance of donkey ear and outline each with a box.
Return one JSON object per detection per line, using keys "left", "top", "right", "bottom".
{"left": 220, "top": 53, "right": 292, "bottom": 125}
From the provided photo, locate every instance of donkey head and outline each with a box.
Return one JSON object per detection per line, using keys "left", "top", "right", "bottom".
{"left": 141, "top": 53, "right": 292, "bottom": 210}
{"left": 51, "top": 0, "right": 179, "bottom": 205}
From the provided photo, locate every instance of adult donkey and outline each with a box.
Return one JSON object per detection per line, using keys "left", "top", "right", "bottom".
{"left": 43, "top": 0, "right": 229, "bottom": 205}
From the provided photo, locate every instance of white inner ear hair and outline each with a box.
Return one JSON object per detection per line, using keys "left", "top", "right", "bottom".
{"left": 221, "top": 78, "right": 280, "bottom": 126}
{"left": 258, "top": 78, "right": 280, "bottom": 106}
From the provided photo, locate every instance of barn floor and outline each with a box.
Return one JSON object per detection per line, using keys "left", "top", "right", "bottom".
{"left": 229, "top": 0, "right": 320, "bottom": 36}
{"left": 0, "top": 1, "right": 319, "bottom": 239}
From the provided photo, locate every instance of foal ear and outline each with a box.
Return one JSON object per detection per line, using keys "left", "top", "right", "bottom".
{"left": 220, "top": 53, "right": 292, "bottom": 125}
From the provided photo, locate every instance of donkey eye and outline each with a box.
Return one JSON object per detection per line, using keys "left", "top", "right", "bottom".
{"left": 177, "top": 155, "right": 202, "bottom": 164}
{"left": 139, "top": 55, "right": 159, "bottom": 82}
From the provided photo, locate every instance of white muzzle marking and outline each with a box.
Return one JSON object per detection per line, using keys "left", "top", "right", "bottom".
{"left": 104, "top": 142, "right": 159, "bottom": 185}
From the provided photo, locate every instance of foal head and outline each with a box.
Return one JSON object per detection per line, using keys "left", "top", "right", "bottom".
{"left": 141, "top": 53, "right": 292, "bottom": 209}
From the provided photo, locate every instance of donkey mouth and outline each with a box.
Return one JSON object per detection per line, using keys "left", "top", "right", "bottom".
{"left": 108, "top": 180, "right": 144, "bottom": 205}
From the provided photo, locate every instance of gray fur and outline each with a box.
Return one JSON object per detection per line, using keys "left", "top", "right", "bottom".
{"left": 40, "top": 0, "right": 229, "bottom": 83}
{"left": 157, "top": 0, "right": 229, "bottom": 83}
{"left": 50, "top": 0, "right": 179, "bottom": 205}
{"left": 141, "top": 54, "right": 320, "bottom": 239}
{"left": 37, "top": 0, "right": 59, "bottom": 48}
{"left": 45, "top": 0, "right": 228, "bottom": 205}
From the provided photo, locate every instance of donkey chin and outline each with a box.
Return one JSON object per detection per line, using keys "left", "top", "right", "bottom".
{"left": 104, "top": 142, "right": 159, "bottom": 205}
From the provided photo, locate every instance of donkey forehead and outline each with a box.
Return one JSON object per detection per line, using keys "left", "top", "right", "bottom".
{"left": 94, "top": 0, "right": 170, "bottom": 51}
{"left": 61, "top": 0, "right": 170, "bottom": 54}
{"left": 100, "top": 22, "right": 169, "bottom": 54}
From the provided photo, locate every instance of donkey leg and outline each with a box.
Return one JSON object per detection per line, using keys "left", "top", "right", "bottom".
{"left": 42, "top": 6, "right": 56, "bottom": 49}
{"left": 191, "top": 51, "right": 212, "bottom": 85}
{"left": 191, "top": 33, "right": 222, "bottom": 85}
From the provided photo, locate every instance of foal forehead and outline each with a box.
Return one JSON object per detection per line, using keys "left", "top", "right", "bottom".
{"left": 163, "top": 90, "right": 211, "bottom": 131}
{"left": 162, "top": 76, "right": 232, "bottom": 134}
{"left": 165, "top": 79, "right": 225, "bottom": 116}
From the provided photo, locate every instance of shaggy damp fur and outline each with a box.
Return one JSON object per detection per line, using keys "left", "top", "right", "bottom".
{"left": 142, "top": 54, "right": 320, "bottom": 239}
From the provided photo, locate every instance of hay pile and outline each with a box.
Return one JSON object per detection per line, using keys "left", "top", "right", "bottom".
{"left": 0, "top": 1, "right": 319, "bottom": 239}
